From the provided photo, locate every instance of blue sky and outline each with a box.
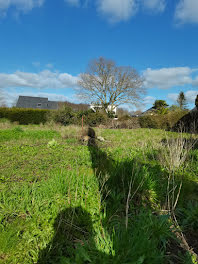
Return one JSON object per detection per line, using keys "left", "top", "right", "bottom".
{"left": 0, "top": 0, "right": 198, "bottom": 110}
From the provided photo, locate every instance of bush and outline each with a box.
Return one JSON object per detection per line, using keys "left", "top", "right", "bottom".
{"left": 47, "top": 107, "right": 108, "bottom": 127}
{"left": 139, "top": 115, "right": 159, "bottom": 129}
{"left": 118, "top": 114, "right": 131, "bottom": 121}
{"left": 0, "top": 107, "right": 49, "bottom": 125}
{"left": 83, "top": 112, "right": 108, "bottom": 127}
{"left": 139, "top": 110, "right": 188, "bottom": 130}
{"left": 172, "top": 110, "right": 198, "bottom": 133}
{"left": 107, "top": 117, "right": 140, "bottom": 129}
{"left": 47, "top": 106, "right": 76, "bottom": 126}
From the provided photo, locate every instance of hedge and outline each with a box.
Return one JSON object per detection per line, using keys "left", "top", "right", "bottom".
{"left": 0, "top": 107, "right": 49, "bottom": 125}
{"left": 139, "top": 110, "right": 188, "bottom": 130}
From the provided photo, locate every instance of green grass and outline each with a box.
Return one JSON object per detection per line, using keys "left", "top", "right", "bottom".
{"left": 0, "top": 126, "right": 198, "bottom": 263}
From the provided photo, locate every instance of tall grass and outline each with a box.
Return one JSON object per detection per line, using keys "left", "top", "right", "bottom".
{"left": 0, "top": 126, "right": 198, "bottom": 263}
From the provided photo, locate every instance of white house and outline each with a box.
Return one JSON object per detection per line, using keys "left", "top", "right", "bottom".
{"left": 90, "top": 104, "right": 117, "bottom": 115}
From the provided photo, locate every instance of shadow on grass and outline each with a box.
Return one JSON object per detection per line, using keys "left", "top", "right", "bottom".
{"left": 37, "top": 206, "right": 110, "bottom": 264}
{"left": 37, "top": 128, "right": 195, "bottom": 264}
{"left": 87, "top": 128, "right": 196, "bottom": 264}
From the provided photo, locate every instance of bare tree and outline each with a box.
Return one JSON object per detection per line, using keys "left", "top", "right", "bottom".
{"left": 77, "top": 57, "right": 145, "bottom": 111}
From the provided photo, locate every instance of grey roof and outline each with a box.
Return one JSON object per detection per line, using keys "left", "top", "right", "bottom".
{"left": 16, "top": 96, "right": 58, "bottom": 110}
{"left": 140, "top": 107, "right": 156, "bottom": 116}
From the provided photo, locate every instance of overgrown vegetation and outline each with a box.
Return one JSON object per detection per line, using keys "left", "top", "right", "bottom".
{"left": 0, "top": 122, "right": 198, "bottom": 263}
{"left": 0, "top": 107, "right": 49, "bottom": 125}
{"left": 139, "top": 109, "right": 188, "bottom": 129}
{"left": 0, "top": 101, "right": 192, "bottom": 131}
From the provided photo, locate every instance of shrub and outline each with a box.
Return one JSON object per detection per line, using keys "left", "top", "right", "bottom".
{"left": 139, "top": 110, "right": 188, "bottom": 130}
{"left": 172, "top": 110, "right": 198, "bottom": 133}
{"left": 107, "top": 117, "right": 140, "bottom": 129}
{"left": 118, "top": 114, "right": 131, "bottom": 121}
{"left": 0, "top": 107, "right": 49, "bottom": 125}
{"left": 47, "top": 106, "right": 75, "bottom": 126}
{"left": 47, "top": 107, "right": 108, "bottom": 127}
{"left": 83, "top": 112, "right": 108, "bottom": 127}
{"left": 139, "top": 115, "right": 159, "bottom": 129}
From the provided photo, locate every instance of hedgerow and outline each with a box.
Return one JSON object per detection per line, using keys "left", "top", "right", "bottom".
{"left": 0, "top": 107, "right": 49, "bottom": 125}
{"left": 139, "top": 110, "right": 188, "bottom": 130}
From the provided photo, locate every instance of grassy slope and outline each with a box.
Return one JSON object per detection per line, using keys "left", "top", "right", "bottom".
{"left": 0, "top": 125, "right": 198, "bottom": 264}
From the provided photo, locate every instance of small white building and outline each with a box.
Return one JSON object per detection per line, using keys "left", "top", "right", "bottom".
{"left": 90, "top": 104, "right": 117, "bottom": 115}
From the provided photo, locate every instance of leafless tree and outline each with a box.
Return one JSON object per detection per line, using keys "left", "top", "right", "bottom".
{"left": 77, "top": 57, "right": 145, "bottom": 111}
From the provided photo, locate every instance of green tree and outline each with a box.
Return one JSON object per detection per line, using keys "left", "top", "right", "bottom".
{"left": 153, "top": 100, "right": 168, "bottom": 110}
{"left": 153, "top": 100, "right": 169, "bottom": 115}
{"left": 177, "top": 91, "right": 187, "bottom": 109}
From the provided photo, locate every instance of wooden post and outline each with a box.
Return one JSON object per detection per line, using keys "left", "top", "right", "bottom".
{"left": 82, "top": 115, "right": 84, "bottom": 132}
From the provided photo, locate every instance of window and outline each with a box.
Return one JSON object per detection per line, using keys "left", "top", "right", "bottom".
{"left": 37, "top": 103, "right": 42, "bottom": 107}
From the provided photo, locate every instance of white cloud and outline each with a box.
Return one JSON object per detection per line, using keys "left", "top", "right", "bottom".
{"left": 0, "top": 70, "right": 79, "bottom": 89}
{"left": 168, "top": 90, "right": 198, "bottom": 105}
{"left": 143, "top": 67, "right": 194, "bottom": 89}
{"left": 143, "top": 95, "right": 156, "bottom": 105}
{"left": 167, "top": 93, "right": 179, "bottom": 102}
{"left": 142, "top": 0, "right": 166, "bottom": 13}
{"left": 192, "top": 76, "right": 198, "bottom": 87}
{"left": 0, "top": 0, "right": 45, "bottom": 16}
{"left": 64, "top": 0, "right": 80, "bottom": 7}
{"left": 65, "top": 0, "right": 166, "bottom": 23}
{"left": 175, "top": 0, "right": 198, "bottom": 24}
{"left": 185, "top": 90, "right": 198, "bottom": 103}
{"left": 97, "top": 0, "right": 138, "bottom": 22}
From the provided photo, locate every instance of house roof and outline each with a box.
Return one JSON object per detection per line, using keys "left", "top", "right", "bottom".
{"left": 16, "top": 96, "right": 58, "bottom": 110}
{"left": 140, "top": 107, "right": 156, "bottom": 116}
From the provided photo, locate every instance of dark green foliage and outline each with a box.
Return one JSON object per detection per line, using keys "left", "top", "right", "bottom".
{"left": 139, "top": 110, "right": 188, "bottom": 129}
{"left": 195, "top": 95, "right": 198, "bottom": 109}
{"left": 0, "top": 107, "right": 49, "bottom": 124}
{"left": 139, "top": 115, "right": 159, "bottom": 129}
{"left": 178, "top": 201, "right": 198, "bottom": 231}
{"left": 83, "top": 111, "right": 108, "bottom": 126}
{"left": 153, "top": 100, "right": 169, "bottom": 110}
{"left": 47, "top": 107, "right": 108, "bottom": 127}
{"left": 172, "top": 111, "right": 198, "bottom": 133}
{"left": 153, "top": 100, "right": 169, "bottom": 115}
{"left": 48, "top": 106, "right": 75, "bottom": 126}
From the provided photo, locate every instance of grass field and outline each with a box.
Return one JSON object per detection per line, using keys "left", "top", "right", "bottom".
{"left": 0, "top": 122, "right": 198, "bottom": 263}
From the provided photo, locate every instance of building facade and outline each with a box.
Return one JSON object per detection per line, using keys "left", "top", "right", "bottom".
{"left": 16, "top": 96, "right": 58, "bottom": 110}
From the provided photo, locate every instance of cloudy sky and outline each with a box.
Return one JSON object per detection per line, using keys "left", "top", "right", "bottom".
{"left": 0, "top": 0, "right": 198, "bottom": 110}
